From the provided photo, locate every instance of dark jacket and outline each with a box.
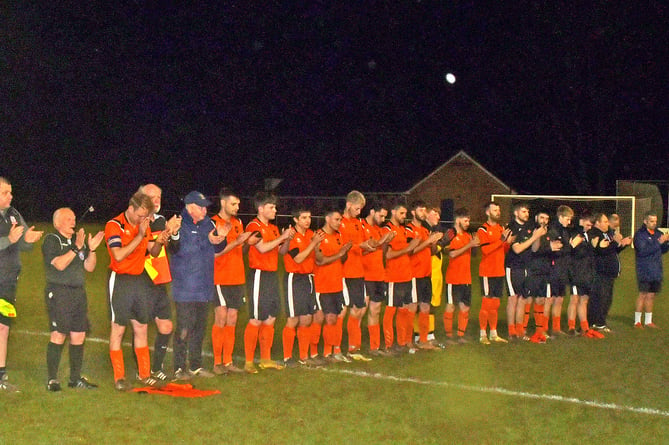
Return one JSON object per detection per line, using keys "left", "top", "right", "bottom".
{"left": 168, "top": 208, "right": 217, "bottom": 303}
{"left": 633, "top": 224, "right": 669, "bottom": 283}
{"left": 590, "top": 227, "right": 620, "bottom": 277}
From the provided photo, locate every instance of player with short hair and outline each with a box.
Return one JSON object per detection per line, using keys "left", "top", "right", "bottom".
{"left": 477, "top": 201, "right": 513, "bottom": 344}
{"left": 425, "top": 207, "right": 448, "bottom": 345}
{"left": 566, "top": 212, "right": 604, "bottom": 339}
{"left": 444, "top": 208, "right": 480, "bottom": 343}
{"left": 211, "top": 188, "right": 253, "bottom": 374}
{"left": 406, "top": 200, "right": 443, "bottom": 349}
{"left": 545, "top": 205, "right": 574, "bottom": 337}
{"left": 361, "top": 201, "right": 394, "bottom": 356}
{"left": 314, "top": 209, "right": 353, "bottom": 362}
{"left": 507, "top": 204, "right": 548, "bottom": 341}
{"left": 105, "top": 191, "right": 162, "bottom": 390}
{"left": 243, "top": 192, "right": 295, "bottom": 373}
{"left": 525, "top": 210, "right": 553, "bottom": 343}
{"left": 43, "top": 208, "right": 104, "bottom": 391}
{"left": 139, "top": 184, "right": 180, "bottom": 381}
{"left": 382, "top": 201, "right": 421, "bottom": 352}
{"left": 632, "top": 211, "right": 669, "bottom": 328}
{"left": 281, "top": 208, "right": 324, "bottom": 367}
{"left": 339, "top": 190, "right": 375, "bottom": 361}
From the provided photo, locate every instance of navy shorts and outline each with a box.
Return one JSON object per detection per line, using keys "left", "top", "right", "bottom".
{"left": 215, "top": 284, "right": 244, "bottom": 310}
{"left": 343, "top": 277, "right": 366, "bottom": 308}
{"left": 480, "top": 276, "right": 504, "bottom": 298}
{"left": 109, "top": 272, "right": 153, "bottom": 325}
{"left": 412, "top": 276, "right": 432, "bottom": 304}
{"left": 285, "top": 273, "right": 316, "bottom": 317}
{"left": 505, "top": 267, "right": 526, "bottom": 298}
{"left": 364, "top": 280, "right": 386, "bottom": 303}
{"left": 247, "top": 269, "right": 280, "bottom": 321}
{"left": 447, "top": 284, "right": 472, "bottom": 306}
{"left": 317, "top": 291, "right": 343, "bottom": 316}
{"left": 638, "top": 280, "right": 662, "bottom": 293}
{"left": 387, "top": 281, "right": 412, "bottom": 307}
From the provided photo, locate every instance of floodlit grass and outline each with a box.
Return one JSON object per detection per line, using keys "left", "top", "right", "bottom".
{"left": 3, "top": 223, "right": 668, "bottom": 444}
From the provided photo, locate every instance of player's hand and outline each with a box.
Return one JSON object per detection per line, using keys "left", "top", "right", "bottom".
{"left": 235, "top": 231, "right": 254, "bottom": 246}
{"left": 138, "top": 218, "right": 150, "bottom": 237}
{"left": 620, "top": 236, "right": 632, "bottom": 247}
{"left": 281, "top": 226, "right": 296, "bottom": 240}
{"left": 75, "top": 228, "right": 86, "bottom": 249}
{"left": 8, "top": 224, "right": 25, "bottom": 244}
{"left": 341, "top": 240, "right": 353, "bottom": 254}
{"left": 571, "top": 235, "right": 584, "bottom": 247}
{"left": 470, "top": 234, "right": 481, "bottom": 247}
{"left": 428, "top": 231, "right": 444, "bottom": 244}
{"left": 208, "top": 228, "right": 227, "bottom": 245}
{"left": 217, "top": 222, "right": 232, "bottom": 238}
{"left": 166, "top": 215, "right": 182, "bottom": 235}
{"left": 310, "top": 231, "right": 325, "bottom": 245}
{"left": 501, "top": 227, "right": 512, "bottom": 241}
{"left": 533, "top": 226, "right": 547, "bottom": 238}
{"left": 88, "top": 231, "right": 105, "bottom": 251}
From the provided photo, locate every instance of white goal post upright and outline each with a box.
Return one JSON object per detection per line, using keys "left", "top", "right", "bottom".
{"left": 490, "top": 195, "right": 637, "bottom": 237}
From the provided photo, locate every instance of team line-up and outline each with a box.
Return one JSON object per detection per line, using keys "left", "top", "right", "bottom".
{"left": 0, "top": 177, "right": 667, "bottom": 392}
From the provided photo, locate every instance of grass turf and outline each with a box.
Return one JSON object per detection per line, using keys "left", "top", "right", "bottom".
{"left": 2, "top": 222, "right": 668, "bottom": 444}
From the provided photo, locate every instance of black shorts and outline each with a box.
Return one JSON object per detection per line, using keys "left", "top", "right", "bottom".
{"left": 247, "top": 269, "right": 280, "bottom": 321}
{"left": 343, "top": 277, "right": 366, "bottom": 308}
{"left": 285, "top": 273, "right": 316, "bottom": 317}
{"left": 412, "top": 277, "right": 432, "bottom": 304}
{"left": 549, "top": 268, "right": 569, "bottom": 297}
{"left": 447, "top": 284, "right": 472, "bottom": 307}
{"left": 365, "top": 280, "right": 386, "bottom": 303}
{"left": 638, "top": 280, "right": 662, "bottom": 293}
{"left": 145, "top": 276, "right": 172, "bottom": 320}
{"left": 525, "top": 274, "right": 549, "bottom": 299}
{"left": 505, "top": 267, "right": 526, "bottom": 298}
{"left": 317, "top": 291, "right": 343, "bottom": 316}
{"left": 215, "top": 284, "right": 244, "bottom": 310}
{"left": 109, "top": 272, "right": 153, "bottom": 325}
{"left": 570, "top": 284, "right": 590, "bottom": 297}
{"left": 0, "top": 279, "right": 17, "bottom": 327}
{"left": 46, "top": 284, "right": 89, "bottom": 334}
{"left": 387, "top": 281, "right": 412, "bottom": 307}
{"left": 480, "top": 276, "right": 504, "bottom": 298}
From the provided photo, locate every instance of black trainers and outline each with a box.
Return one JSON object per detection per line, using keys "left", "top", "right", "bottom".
{"left": 68, "top": 377, "right": 98, "bottom": 389}
{"left": 47, "top": 379, "right": 62, "bottom": 392}
{"left": 151, "top": 369, "right": 170, "bottom": 381}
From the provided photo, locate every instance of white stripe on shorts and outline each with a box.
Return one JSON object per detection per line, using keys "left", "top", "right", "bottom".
{"left": 252, "top": 269, "right": 261, "bottom": 320}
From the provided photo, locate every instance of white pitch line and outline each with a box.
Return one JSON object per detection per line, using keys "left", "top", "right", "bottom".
{"left": 16, "top": 330, "right": 669, "bottom": 417}
{"left": 317, "top": 368, "right": 669, "bottom": 418}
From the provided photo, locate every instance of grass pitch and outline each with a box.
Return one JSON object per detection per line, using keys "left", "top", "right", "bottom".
{"left": 3, "top": 223, "right": 668, "bottom": 444}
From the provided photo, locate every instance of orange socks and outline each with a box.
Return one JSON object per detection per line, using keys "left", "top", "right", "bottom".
{"left": 580, "top": 320, "right": 590, "bottom": 333}
{"left": 212, "top": 325, "right": 225, "bottom": 365}
{"left": 489, "top": 298, "right": 500, "bottom": 330}
{"left": 418, "top": 312, "right": 429, "bottom": 343}
{"left": 297, "top": 326, "right": 310, "bottom": 361}
{"left": 110, "top": 349, "right": 125, "bottom": 381}
{"left": 444, "top": 311, "right": 454, "bottom": 337}
{"left": 223, "top": 325, "right": 235, "bottom": 365}
{"left": 244, "top": 323, "right": 260, "bottom": 363}
{"left": 258, "top": 324, "right": 274, "bottom": 361}
{"left": 282, "top": 326, "right": 296, "bottom": 360}
{"left": 552, "top": 314, "right": 561, "bottom": 333}
{"left": 457, "top": 310, "right": 469, "bottom": 337}
{"left": 347, "top": 315, "right": 361, "bottom": 352}
{"left": 309, "top": 323, "right": 322, "bottom": 357}
{"left": 534, "top": 304, "right": 545, "bottom": 335}
{"left": 368, "top": 323, "right": 381, "bottom": 351}
{"left": 135, "top": 346, "right": 150, "bottom": 380}
{"left": 323, "top": 323, "right": 335, "bottom": 357}
{"left": 523, "top": 303, "right": 531, "bottom": 329}
{"left": 396, "top": 308, "right": 409, "bottom": 346}
{"left": 479, "top": 297, "right": 491, "bottom": 330}
{"left": 383, "top": 306, "right": 397, "bottom": 348}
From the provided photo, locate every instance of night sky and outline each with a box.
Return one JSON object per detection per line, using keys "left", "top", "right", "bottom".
{"left": 3, "top": 2, "right": 668, "bottom": 220}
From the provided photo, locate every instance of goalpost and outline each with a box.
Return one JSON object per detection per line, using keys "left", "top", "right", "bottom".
{"left": 490, "top": 194, "right": 641, "bottom": 237}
